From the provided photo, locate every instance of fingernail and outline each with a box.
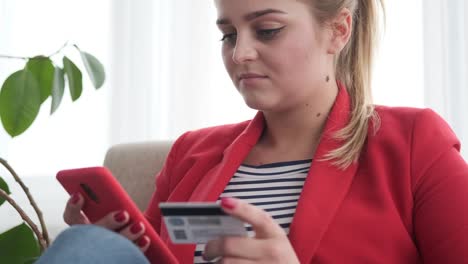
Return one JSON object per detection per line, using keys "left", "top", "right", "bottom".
{"left": 130, "top": 222, "right": 143, "bottom": 234}
{"left": 221, "top": 197, "right": 237, "bottom": 210}
{"left": 138, "top": 237, "right": 149, "bottom": 248}
{"left": 114, "top": 211, "right": 127, "bottom": 222}
{"left": 70, "top": 193, "right": 80, "bottom": 204}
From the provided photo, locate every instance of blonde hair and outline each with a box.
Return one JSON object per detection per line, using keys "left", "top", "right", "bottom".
{"left": 312, "top": 0, "right": 384, "bottom": 168}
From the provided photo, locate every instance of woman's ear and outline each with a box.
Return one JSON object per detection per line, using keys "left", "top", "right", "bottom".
{"left": 327, "top": 8, "right": 353, "bottom": 55}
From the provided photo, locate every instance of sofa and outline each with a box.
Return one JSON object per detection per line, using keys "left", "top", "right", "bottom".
{"left": 103, "top": 140, "right": 173, "bottom": 211}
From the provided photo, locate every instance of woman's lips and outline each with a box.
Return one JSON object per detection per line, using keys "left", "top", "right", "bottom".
{"left": 239, "top": 73, "right": 267, "bottom": 80}
{"left": 238, "top": 73, "right": 268, "bottom": 86}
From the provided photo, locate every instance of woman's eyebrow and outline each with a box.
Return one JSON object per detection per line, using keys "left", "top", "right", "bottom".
{"left": 216, "top": 8, "right": 287, "bottom": 25}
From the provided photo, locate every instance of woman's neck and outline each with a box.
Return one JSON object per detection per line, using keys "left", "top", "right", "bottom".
{"left": 261, "top": 84, "right": 338, "bottom": 149}
{"left": 243, "top": 82, "right": 339, "bottom": 166}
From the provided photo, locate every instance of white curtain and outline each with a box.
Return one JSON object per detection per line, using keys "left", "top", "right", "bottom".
{"left": 109, "top": 0, "right": 255, "bottom": 146}
{"left": 423, "top": 0, "right": 468, "bottom": 158}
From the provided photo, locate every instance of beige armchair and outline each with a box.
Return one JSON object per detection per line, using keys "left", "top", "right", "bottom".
{"left": 103, "top": 141, "right": 173, "bottom": 211}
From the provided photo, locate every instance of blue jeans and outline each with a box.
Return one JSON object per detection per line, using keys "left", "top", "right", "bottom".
{"left": 36, "top": 225, "right": 150, "bottom": 264}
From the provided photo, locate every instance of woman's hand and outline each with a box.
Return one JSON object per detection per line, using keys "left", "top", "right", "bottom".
{"left": 203, "top": 197, "right": 300, "bottom": 264}
{"left": 62, "top": 193, "right": 150, "bottom": 252}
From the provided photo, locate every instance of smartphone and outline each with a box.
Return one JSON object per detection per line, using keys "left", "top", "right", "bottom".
{"left": 159, "top": 202, "right": 247, "bottom": 244}
{"left": 56, "top": 166, "right": 178, "bottom": 264}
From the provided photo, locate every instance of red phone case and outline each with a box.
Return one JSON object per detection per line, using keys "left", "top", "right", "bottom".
{"left": 56, "top": 166, "right": 178, "bottom": 264}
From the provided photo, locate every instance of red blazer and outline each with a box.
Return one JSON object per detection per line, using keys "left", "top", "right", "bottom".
{"left": 145, "top": 87, "right": 468, "bottom": 264}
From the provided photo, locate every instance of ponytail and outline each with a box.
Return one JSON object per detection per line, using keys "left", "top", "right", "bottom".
{"left": 312, "top": 0, "right": 385, "bottom": 168}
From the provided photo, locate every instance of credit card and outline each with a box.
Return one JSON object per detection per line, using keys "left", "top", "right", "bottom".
{"left": 159, "top": 202, "right": 247, "bottom": 244}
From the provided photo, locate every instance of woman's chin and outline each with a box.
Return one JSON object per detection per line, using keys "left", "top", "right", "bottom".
{"left": 242, "top": 98, "right": 275, "bottom": 112}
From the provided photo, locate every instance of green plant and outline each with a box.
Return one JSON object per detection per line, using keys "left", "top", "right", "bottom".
{"left": 0, "top": 42, "right": 105, "bottom": 263}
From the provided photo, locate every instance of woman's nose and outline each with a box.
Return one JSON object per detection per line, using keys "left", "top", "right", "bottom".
{"left": 232, "top": 36, "right": 258, "bottom": 64}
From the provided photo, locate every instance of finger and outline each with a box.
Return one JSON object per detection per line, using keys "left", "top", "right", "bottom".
{"left": 63, "top": 193, "right": 90, "bottom": 225}
{"left": 220, "top": 197, "right": 284, "bottom": 238}
{"left": 203, "top": 236, "right": 263, "bottom": 261}
{"left": 94, "top": 210, "right": 130, "bottom": 230}
{"left": 119, "top": 221, "right": 146, "bottom": 242}
{"left": 136, "top": 235, "right": 151, "bottom": 252}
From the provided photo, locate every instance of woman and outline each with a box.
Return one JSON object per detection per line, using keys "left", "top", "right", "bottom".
{"left": 39, "top": 0, "right": 468, "bottom": 263}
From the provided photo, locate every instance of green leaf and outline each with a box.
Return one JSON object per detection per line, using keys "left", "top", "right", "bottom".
{"left": 25, "top": 56, "right": 54, "bottom": 103}
{"left": 63, "top": 56, "right": 82, "bottom": 101}
{"left": 22, "top": 257, "right": 39, "bottom": 264}
{"left": 0, "top": 176, "right": 11, "bottom": 207}
{"left": 80, "top": 51, "right": 105, "bottom": 89}
{"left": 0, "top": 223, "right": 40, "bottom": 264}
{"left": 50, "top": 67, "right": 65, "bottom": 114}
{"left": 0, "top": 70, "right": 41, "bottom": 137}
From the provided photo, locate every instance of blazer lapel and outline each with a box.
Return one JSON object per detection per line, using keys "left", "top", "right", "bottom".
{"left": 189, "top": 112, "right": 265, "bottom": 202}
{"left": 167, "top": 112, "right": 265, "bottom": 264}
{"left": 289, "top": 85, "right": 359, "bottom": 263}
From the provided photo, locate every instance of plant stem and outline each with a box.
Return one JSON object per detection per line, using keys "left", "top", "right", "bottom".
{"left": 0, "top": 54, "right": 29, "bottom": 60}
{"left": 0, "top": 189, "right": 47, "bottom": 252}
{"left": 0, "top": 158, "right": 50, "bottom": 247}
{"left": 48, "top": 41, "right": 70, "bottom": 58}
{"left": 0, "top": 41, "right": 70, "bottom": 61}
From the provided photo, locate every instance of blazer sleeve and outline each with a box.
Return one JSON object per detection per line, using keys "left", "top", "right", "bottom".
{"left": 411, "top": 109, "right": 468, "bottom": 264}
{"left": 144, "top": 132, "right": 190, "bottom": 234}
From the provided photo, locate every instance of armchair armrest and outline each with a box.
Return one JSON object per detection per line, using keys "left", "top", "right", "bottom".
{"left": 103, "top": 140, "right": 173, "bottom": 211}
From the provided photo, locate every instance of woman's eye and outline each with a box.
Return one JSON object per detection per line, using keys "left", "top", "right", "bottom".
{"left": 257, "top": 26, "right": 285, "bottom": 40}
{"left": 220, "top": 33, "right": 237, "bottom": 44}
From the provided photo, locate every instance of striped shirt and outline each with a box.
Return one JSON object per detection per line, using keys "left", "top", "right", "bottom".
{"left": 193, "top": 159, "right": 311, "bottom": 264}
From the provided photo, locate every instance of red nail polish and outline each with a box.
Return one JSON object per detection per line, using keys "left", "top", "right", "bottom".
{"left": 221, "top": 197, "right": 237, "bottom": 210}
{"left": 70, "top": 194, "right": 80, "bottom": 204}
{"left": 130, "top": 223, "right": 143, "bottom": 234}
{"left": 114, "top": 211, "right": 127, "bottom": 222}
{"left": 138, "top": 237, "right": 149, "bottom": 247}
